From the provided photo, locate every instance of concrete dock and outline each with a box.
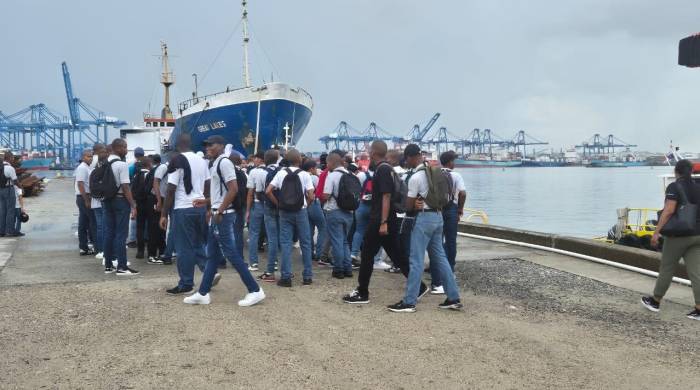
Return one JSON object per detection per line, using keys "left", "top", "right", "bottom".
{"left": 0, "top": 178, "right": 698, "bottom": 389}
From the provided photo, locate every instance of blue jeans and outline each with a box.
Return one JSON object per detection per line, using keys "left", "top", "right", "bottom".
{"left": 103, "top": 197, "right": 130, "bottom": 269}
{"left": 173, "top": 207, "right": 207, "bottom": 289}
{"left": 234, "top": 208, "right": 245, "bottom": 260}
{"left": 433, "top": 204, "right": 458, "bottom": 286}
{"left": 326, "top": 209, "right": 353, "bottom": 272}
{"left": 351, "top": 202, "right": 371, "bottom": 257}
{"left": 14, "top": 207, "right": 21, "bottom": 233}
{"left": 199, "top": 212, "right": 259, "bottom": 295}
{"left": 404, "top": 212, "right": 460, "bottom": 305}
{"left": 279, "top": 208, "right": 313, "bottom": 280}
{"left": 263, "top": 206, "right": 280, "bottom": 273}
{"left": 307, "top": 199, "right": 327, "bottom": 259}
{"left": 76, "top": 195, "right": 91, "bottom": 250}
{"left": 128, "top": 218, "right": 136, "bottom": 242}
{"left": 247, "top": 202, "right": 265, "bottom": 265}
{"left": 162, "top": 210, "right": 175, "bottom": 259}
{"left": 92, "top": 207, "right": 104, "bottom": 253}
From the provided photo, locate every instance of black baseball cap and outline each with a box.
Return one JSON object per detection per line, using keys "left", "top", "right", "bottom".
{"left": 203, "top": 135, "right": 226, "bottom": 145}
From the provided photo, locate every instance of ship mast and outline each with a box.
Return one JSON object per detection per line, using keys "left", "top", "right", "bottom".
{"left": 160, "top": 42, "right": 175, "bottom": 119}
{"left": 242, "top": 0, "right": 252, "bottom": 88}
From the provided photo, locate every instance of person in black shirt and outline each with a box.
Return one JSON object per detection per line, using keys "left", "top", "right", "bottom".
{"left": 641, "top": 159, "right": 700, "bottom": 321}
{"left": 343, "top": 140, "right": 426, "bottom": 304}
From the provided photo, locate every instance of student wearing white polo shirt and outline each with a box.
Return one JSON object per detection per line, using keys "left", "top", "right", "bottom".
{"left": 74, "top": 150, "right": 94, "bottom": 254}
{"left": 322, "top": 152, "right": 354, "bottom": 279}
{"left": 265, "top": 149, "right": 315, "bottom": 287}
{"left": 245, "top": 151, "right": 266, "bottom": 271}
{"left": 160, "top": 133, "right": 210, "bottom": 295}
{"left": 183, "top": 135, "right": 264, "bottom": 306}
{"left": 0, "top": 153, "right": 18, "bottom": 237}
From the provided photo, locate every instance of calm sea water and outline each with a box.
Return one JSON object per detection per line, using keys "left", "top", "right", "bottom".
{"left": 458, "top": 166, "right": 675, "bottom": 238}
{"left": 43, "top": 166, "right": 674, "bottom": 238}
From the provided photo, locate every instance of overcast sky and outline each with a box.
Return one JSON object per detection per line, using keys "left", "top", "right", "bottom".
{"left": 1, "top": 0, "right": 699, "bottom": 153}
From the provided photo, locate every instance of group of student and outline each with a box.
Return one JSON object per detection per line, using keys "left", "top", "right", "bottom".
{"left": 0, "top": 152, "right": 26, "bottom": 238}
{"left": 75, "top": 134, "right": 468, "bottom": 312}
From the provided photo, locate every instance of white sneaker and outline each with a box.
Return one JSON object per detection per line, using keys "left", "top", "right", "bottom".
{"left": 212, "top": 273, "right": 222, "bottom": 287}
{"left": 293, "top": 242, "right": 300, "bottom": 249}
{"left": 430, "top": 285, "right": 445, "bottom": 295}
{"left": 238, "top": 288, "right": 265, "bottom": 307}
{"left": 351, "top": 254, "right": 360, "bottom": 262}
{"left": 373, "top": 260, "right": 391, "bottom": 270}
{"left": 183, "top": 292, "right": 211, "bottom": 305}
{"left": 248, "top": 263, "right": 259, "bottom": 271}
{"left": 95, "top": 252, "right": 104, "bottom": 260}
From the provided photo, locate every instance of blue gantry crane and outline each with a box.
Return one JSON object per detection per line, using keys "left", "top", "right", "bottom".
{"left": 576, "top": 134, "right": 637, "bottom": 156}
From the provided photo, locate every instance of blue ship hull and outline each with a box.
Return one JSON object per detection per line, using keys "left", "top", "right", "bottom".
{"left": 170, "top": 98, "right": 312, "bottom": 157}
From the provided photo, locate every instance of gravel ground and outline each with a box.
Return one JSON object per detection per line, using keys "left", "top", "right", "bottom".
{"left": 1, "top": 257, "right": 698, "bottom": 389}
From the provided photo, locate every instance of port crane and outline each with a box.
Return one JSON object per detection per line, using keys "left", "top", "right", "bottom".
{"left": 576, "top": 134, "right": 637, "bottom": 156}
{"left": 505, "top": 130, "right": 549, "bottom": 156}
{"left": 0, "top": 104, "right": 74, "bottom": 158}
{"left": 62, "top": 62, "right": 126, "bottom": 161}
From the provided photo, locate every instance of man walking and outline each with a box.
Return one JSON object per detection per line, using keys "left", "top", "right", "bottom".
{"left": 132, "top": 156, "right": 153, "bottom": 259}
{"left": 183, "top": 135, "right": 265, "bottom": 306}
{"left": 160, "top": 133, "right": 209, "bottom": 294}
{"left": 91, "top": 143, "right": 106, "bottom": 260}
{"left": 322, "top": 151, "right": 355, "bottom": 279}
{"left": 388, "top": 144, "right": 462, "bottom": 313}
{"left": 343, "top": 141, "right": 425, "bottom": 304}
{"left": 430, "top": 150, "right": 467, "bottom": 294}
{"left": 0, "top": 153, "right": 18, "bottom": 237}
{"left": 265, "top": 149, "right": 315, "bottom": 287}
{"left": 152, "top": 152, "right": 173, "bottom": 264}
{"left": 74, "top": 150, "right": 94, "bottom": 254}
{"left": 103, "top": 139, "right": 139, "bottom": 275}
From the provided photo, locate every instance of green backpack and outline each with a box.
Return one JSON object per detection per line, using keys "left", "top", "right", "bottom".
{"left": 420, "top": 163, "right": 453, "bottom": 210}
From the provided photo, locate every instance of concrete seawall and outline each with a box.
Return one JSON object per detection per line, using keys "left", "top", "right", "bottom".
{"left": 457, "top": 222, "right": 688, "bottom": 279}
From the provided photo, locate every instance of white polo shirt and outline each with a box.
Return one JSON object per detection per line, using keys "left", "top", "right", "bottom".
{"left": 108, "top": 155, "right": 130, "bottom": 194}
{"left": 168, "top": 151, "right": 210, "bottom": 210}
{"left": 210, "top": 155, "right": 237, "bottom": 210}
{"left": 74, "top": 161, "right": 91, "bottom": 196}
{"left": 323, "top": 167, "right": 349, "bottom": 212}
{"left": 407, "top": 168, "right": 430, "bottom": 210}
{"left": 269, "top": 166, "right": 314, "bottom": 208}
{"left": 246, "top": 165, "right": 269, "bottom": 202}
{"left": 14, "top": 186, "right": 22, "bottom": 208}
{"left": 153, "top": 163, "right": 169, "bottom": 197}
{"left": 442, "top": 168, "right": 466, "bottom": 205}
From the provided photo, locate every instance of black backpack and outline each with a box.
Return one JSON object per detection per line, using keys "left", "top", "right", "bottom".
{"left": 277, "top": 168, "right": 304, "bottom": 212}
{"left": 131, "top": 168, "right": 149, "bottom": 202}
{"left": 90, "top": 160, "right": 119, "bottom": 201}
{"left": 263, "top": 166, "right": 280, "bottom": 209}
{"left": 335, "top": 169, "right": 362, "bottom": 211}
{"left": 0, "top": 165, "right": 8, "bottom": 188}
{"left": 215, "top": 159, "right": 248, "bottom": 211}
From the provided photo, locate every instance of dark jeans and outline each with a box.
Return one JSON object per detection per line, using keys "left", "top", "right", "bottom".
{"left": 199, "top": 212, "right": 259, "bottom": 295}
{"left": 103, "top": 196, "right": 130, "bottom": 269}
{"left": 433, "top": 204, "right": 458, "bottom": 286}
{"left": 234, "top": 207, "right": 245, "bottom": 261}
{"left": 173, "top": 207, "right": 207, "bottom": 289}
{"left": 93, "top": 207, "right": 104, "bottom": 253}
{"left": 146, "top": 196, "right": 165, "bottom": 257}
{"left": 357, "top": 217, "right": 410, "bottom": 296}
{"left": 76, "top": 195, "right": 91, "bottom": 250}
{"left": 135, "top": 198, "right": 150, "bottom": 255}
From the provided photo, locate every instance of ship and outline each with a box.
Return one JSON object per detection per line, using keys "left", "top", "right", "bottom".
{"left": 169, "top": 1, "right": 313, "bottom": 156}
{"left": 21, "top": 157, "right": 53, "bottom": 171}
{"left": 454, "top": 158, "right": 522, "bottom": 168}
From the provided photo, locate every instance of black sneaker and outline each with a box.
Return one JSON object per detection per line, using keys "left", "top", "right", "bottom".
{"left": 418, "top": 283, "right": 428, "bottom": 301}
{"left": 351, "top": 259, "right": 361, "bottom": 270}
{"left": 80, "top": 249, "right": 95, "bottom": 256}
{"left": 116, "top": 266, "right": 139, "bottom": 276}
{"left": 438, "top": 298, "right": 463, "bottom": 310}
{"left": 343, "top": 290, "right": 369, "bottom": 304}
{"left": 104, "top": 267, "right": 115, "bottom": 274}
{"left": 303, "top": 278, "right": 313, "bottom": 285}
{"left": 331, "top": 271, "right": 345, "bottom": 279}
{"left": 166, "top": 286, "right": 193, "bottom": 295}
{"left": 686, "top": 308, "right": 700, "bottom": 321}
{"left": 126, "top": 241, "right": 137, "bottom": 248}
{"left": 387, "top": 301, "right": 416, "bottom": 313}
{"left": 161, "top": 258, "right": 173, "bottom": 265}
{"left": 343, "top": 271, "right": 353, "bottom": 278}
{"left": 385, "top": 266, "right": 401, "bottom": 274}
{"left": 147, "top": 256, "right": 164, "bottom": 265}
{"left": 641, "top": 296, "right": 660, "bottom": 313}
{"left": 277, "top": 278, "right": 292, "bottom": 288}
{"left": 317, "top": 258, "right": 332, "bottom": 267}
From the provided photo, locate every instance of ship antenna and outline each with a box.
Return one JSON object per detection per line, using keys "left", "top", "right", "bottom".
{"left": 242, "top": 0, "right": 252, "bottom": 87}
{"left": 160, "top": 41, "right": 175, "bottom": 119}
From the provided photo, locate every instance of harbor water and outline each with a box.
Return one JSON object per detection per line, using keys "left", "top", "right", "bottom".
{"left": 460, "top": 166, "right": 675, "bottom": 238}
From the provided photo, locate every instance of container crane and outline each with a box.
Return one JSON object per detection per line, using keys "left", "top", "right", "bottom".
{"left": 576, "top": 133, "right": 637, "bottom": 156}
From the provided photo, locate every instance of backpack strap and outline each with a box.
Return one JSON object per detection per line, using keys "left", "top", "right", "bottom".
{"left": 216, "top": 157, "right": 227, "bottom": 197}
